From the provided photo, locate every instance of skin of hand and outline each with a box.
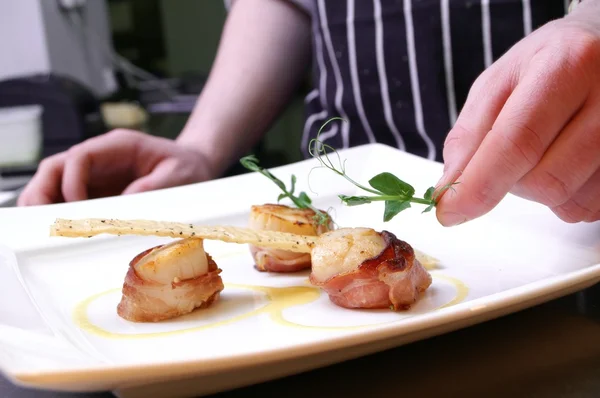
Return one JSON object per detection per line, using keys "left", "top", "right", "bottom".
{"left": 17, "top": 129, "right": 216, "bottom": 206}
{"left": 17, "top": 0, "right": 311, "bottom": 206}
{"left": 436, "top": 1, "right": 600, "bottom": 226}
{"left": 176, "top": 0, "right": 311, "bottom": 176}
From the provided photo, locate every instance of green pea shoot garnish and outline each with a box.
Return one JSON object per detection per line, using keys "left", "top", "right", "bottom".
{"left": 308, "top": 118, "right": 457, "bottom": 222}
{"left": 240, "top": 154, "right": 331, "bottom": 225}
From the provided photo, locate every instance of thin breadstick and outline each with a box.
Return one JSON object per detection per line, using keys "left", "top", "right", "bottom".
{"left": 50, "top": 218, "right": 316, "bottom": 253}
{"left": 50, "top": 218, "right": 439, "bottom": 268}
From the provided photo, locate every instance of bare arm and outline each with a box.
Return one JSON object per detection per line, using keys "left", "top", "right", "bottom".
{"left": 17, "top": 0, "right": 311, "bottom": 206}
{"left": 176, "top": 0, "right": 313, "bottom": 177}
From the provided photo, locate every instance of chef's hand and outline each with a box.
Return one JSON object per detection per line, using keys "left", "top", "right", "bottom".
{"left": 17, "top": 129, "right": 216, "bottom": 206}
{"left": 436, "top": 3, "right": 600, "bottom": 226}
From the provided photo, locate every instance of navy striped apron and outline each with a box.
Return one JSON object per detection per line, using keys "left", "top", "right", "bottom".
{"left": 299, "top": 0, "right": 568, "bottom": 162}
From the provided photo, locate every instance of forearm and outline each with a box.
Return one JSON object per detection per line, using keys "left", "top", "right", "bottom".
{"left": 176, "top": 0, "right": 312, "bottom": 177}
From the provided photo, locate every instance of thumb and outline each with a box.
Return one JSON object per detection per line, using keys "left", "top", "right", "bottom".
{"left": 122, "top": 161, "right": 176, "bottom": 195}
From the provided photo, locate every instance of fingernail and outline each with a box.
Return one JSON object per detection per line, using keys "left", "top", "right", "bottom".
{"left": 442, "top": 163, "right": 449, "bottom": 174}
{"left": 436, "top": 174, "right": 446, "bottom": 188}
{"left": 436, "top": 167, "right": 450, "bottom": 186}
{"left": 435, "top": 175, "right": 449, "bottom": 195}
{"left": 437, "top": 168, "right": 462, "bottom": 188}
{"left": 440, "top": 212, "right": 467, "bottom": 227}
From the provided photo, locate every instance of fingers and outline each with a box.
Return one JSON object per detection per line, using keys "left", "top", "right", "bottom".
{"left": 437, "top": 49, "right": 590, "bottom": 226}
{"left": 436, "top": 58, "right": 517, "bottom": 190}
{"left": 59, "top": 129, "right": 151, "bottom": 200}
{"left": 61, "top": 147, "right": 92, "bottom": 202}
{"left": 17, "top": 153, "right": 67, "bottom": 206}
{"left": 122, "top": 147, "right": 217, "bottom": 196}
{"left": 511, "top": 100, "right": 600, "bottom": 207}
{"left": 17, "top": 149, "right": 89, "bottom": 205}
{"left": 17, "top": 129, "right": 145, "bottom": 206}
{"left": 122, "top": 159, "right": 179, "bottom": 195}
{"left": 551, "top": 167, "right": 600, "bottom": 223}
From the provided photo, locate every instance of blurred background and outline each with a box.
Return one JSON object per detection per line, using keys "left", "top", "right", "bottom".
{"left": 0, "top": 0, "right": 306, "bottom": 192}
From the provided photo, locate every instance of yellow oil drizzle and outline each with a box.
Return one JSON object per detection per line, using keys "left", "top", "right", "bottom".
{"left": 434, "top": 273, "right": 469, "bottom": 309}
{"left": 72, "top": 283, "right": 320, "bottom": 339}
{"left": 416, "top": 250, "right": 440, "bottom": 271}
{"left": 269, "top": 273, "right": 469, "bottom": 331}
{"left": 72, "top": 274, "right": 469, "bottom": 339}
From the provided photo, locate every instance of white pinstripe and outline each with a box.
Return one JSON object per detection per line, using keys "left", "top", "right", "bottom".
{"left": 374, "top": 0, "right": 406, "bottom": 151}
{"left": 317, "top": 124, "right": 339, "bottom": 144}
{"left": 404, "top": 0, "right": 436, "bottom": 160}
{"left": 304, "top": 89, "right": 319, "bottom": 104}
{"left": 318, "top": 0, "right": 350, "bottom": 148}
{"left": 301, "top": 20, "right": 329, "bottom": 155}
{"left": 481, "top": 0, "right": 493, "bottom": 68}
{"left": 522, "top": 0, "right": 532, "bottom": 35}
{"left": 441, "top": 0, "right": 457, "bottom": 126}
{"left": 347, "top": 0, "right": 376, "bottom": 143}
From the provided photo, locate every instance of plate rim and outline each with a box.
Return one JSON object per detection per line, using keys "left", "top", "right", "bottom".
{"left": 0, "top": 142, "right": 599, "bottom": 390}
{"left": 6, "top": 262, "right": 600, "bottom": 388}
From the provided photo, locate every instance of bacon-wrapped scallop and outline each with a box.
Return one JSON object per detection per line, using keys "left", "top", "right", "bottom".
{"left": 247, "top": 204, "right": 333, "bottom": 272}
{"left": 117, "top": 237, "right": 224, "bottom": 322}
{"left": 309, "top": 227, "right": 432, "bottom": 310}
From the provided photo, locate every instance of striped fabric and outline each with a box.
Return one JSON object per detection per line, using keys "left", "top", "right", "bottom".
{"left": 298, "top": 0, "right": 568, "bottom": 161}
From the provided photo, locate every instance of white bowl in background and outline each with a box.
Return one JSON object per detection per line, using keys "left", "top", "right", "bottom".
{"left": 0, "top": 105, "right": 43, "bottom": 167}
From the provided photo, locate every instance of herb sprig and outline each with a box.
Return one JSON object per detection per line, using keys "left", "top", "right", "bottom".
{"left": 308, "top": 118, "right": 457, "bottom": 222}
{"left": 240, "top": 155, "right": 331, "bottom": 225}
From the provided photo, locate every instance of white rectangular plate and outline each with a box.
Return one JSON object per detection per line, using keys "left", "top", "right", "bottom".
{"left": 0, "top": 143, "right": 599, "bottom": 398}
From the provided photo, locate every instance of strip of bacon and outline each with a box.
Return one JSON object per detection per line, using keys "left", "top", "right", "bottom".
{"left": 309, "top": 228, "right": 432, "bottom": 310}
{"left": 117, "top": 239, "right": 224, "bottom": 322}
{"left": 248, "top": 204, "right": 333, "bottom": 272}
{"left": 249, "top": 246, "right": 313, "bottom": 272}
